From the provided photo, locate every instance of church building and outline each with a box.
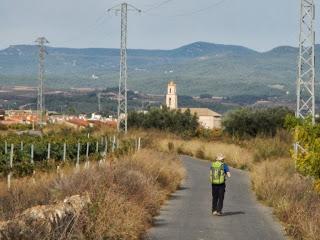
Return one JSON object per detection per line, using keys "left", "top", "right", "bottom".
{"left": 166, "top": 81, "right": 178, "bottom": 110}
{"left": 165, "top": 81, "right": 222, "bottom": 129}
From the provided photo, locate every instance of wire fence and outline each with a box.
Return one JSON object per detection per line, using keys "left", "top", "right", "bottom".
{"left": 1, "top": 136, "right": 142, "bottom": 190}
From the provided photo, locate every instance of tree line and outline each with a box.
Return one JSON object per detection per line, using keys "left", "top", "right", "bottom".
{"left": 128, "top": 107, "right": 199, "bottom": 137}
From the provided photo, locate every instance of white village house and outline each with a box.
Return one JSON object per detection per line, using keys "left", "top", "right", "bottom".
{"left": 165, "top": 81, "right": 222, "bottom": 129}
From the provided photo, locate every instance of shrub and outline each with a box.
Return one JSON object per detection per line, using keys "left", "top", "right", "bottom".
{"left": 176, "top": 145, "right": 193, "bottom": 156}
{"left": 168, "top": 142, "right": 174, "bottom": 152}
{"left": 291, "top": 118, "right": 320, "bottom": 179}
{"left": 0, "top": 124, "right": 8, "bottom": 131}
{"left": 128, "top": 107, "right": 199, "bottom": 137}
{"left": 195, "top": 148, "right": 205, "bottom": 159}
{"left": 196, "top": 127, "right": 222, "bottom": 140}
{"left": 314, "top": 180, "right": 320, "bottom": 193}
{"left": 245, "top": 134, "right": 291, "bottom": 162}
{"left": 223, "top": 107, "right": 293, "bottom": 138}
{"left": 7, "top": 124, "right": 32, "bottom": 131}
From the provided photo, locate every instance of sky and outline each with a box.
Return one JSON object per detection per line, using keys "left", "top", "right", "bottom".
{"left": 0, "top": 0, "right": 317, "bottom": 52}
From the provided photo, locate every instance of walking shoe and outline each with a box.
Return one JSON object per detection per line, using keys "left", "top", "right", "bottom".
{"left": 212, "top": 211, "right": 218, "bottom": 215}
{"left": 216, "top": 212, "right": 223, "bottom": 216}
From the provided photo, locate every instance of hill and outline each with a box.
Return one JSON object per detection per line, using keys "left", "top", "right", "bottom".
{"left": 0, "top": 41, "right": 315, "bottom": 98}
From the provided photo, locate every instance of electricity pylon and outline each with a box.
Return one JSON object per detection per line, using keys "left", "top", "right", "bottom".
{"left": 35, "top": 37, "right": 49, "bottom": 126}
{"left": 294, "top": 0, "right": 316, "bottom": 161}
{"left": 297, "top": 0, "right": 315, "bottom": 124}
{"left": 108, "top": 3, "right": 141, "bottom": 134}
{"left": 97, "top": 92, "right": 101, "bottom": 113}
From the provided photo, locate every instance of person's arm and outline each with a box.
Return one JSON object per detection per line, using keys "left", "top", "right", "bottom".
{"left": 225, "top": 164, "right": 231, "bottom": 178}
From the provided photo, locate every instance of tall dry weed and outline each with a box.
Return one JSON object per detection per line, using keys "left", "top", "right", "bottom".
{"left": 0, "top": 149, "right": 184, "bottom": 239}
{"left": 250, "top": 139, "right": 290, "bottom": 162}
{"left": 251, "top": 158, "right": 320, "bottom": 240}
{"left": 158, "top": 139, "right": 253, "bottom": 169}
{"left": 149, "top": 130, "right": 319, "bottom": 240}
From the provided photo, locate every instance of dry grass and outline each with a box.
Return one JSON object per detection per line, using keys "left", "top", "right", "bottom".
{"left": 154, "top": 131, "right": 319, "bottom": 240}
{"left": 158, "top": 138, "right": 253, "bottom": 169}
{"left": 251, "top": 158, "right": 320, "bottom": 240}
{"left": 0, "top": 149, "right": 185, "bottom": 239}
{"left": 241, "top": 130, "right": 292, "bottom": 162}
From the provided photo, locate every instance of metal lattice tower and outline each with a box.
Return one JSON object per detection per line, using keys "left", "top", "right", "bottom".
{"left": 97, "top": 92, "right": 101, "bottom": 113}
{"left": 35, "top": 37, "right": 49, "bottom": 125}
{"left": 297, "top": 0, "right": 315, "bottom": 124}
{"left": 108, "top": 3, "right": 141, "bottom": 133}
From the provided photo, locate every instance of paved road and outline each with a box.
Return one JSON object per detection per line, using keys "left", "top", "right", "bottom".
{"left": 146, "top": 156, "right": 286, "bottom": 240}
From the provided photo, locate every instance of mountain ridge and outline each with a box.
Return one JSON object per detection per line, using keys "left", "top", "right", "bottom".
{"left": 1, "top": 41, "right": 302, "bottom": 55}
{"left": 0, "top": 41, "right": 318, "bottom": 97}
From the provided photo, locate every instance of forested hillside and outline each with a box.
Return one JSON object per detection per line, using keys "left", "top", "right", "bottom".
{"left": 0, "top": 41, "right": 316, "bottom": 98}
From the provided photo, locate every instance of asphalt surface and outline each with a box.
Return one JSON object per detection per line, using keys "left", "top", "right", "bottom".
{"left": 145, "top": 156, "right": 286, "bottom": 240}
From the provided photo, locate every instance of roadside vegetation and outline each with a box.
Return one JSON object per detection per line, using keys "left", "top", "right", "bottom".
{"left": 285, "top": 116, "right": 320, "bottom": 181}
{"left": 158, "top": 139, "right": 252, "bottom": 169}
{"left": 128, "top": 107, "right": 199, "bottom": 137}
{"left": 0, "top": 149, "right": 184, "bottom": 239}
{"left": 0, "top": 124, "right": 136, "bottom": 177}
{"left": 128, "top": 106, "right": 319, "bottom": 240}
{"left": 223, "top": 107, "right": 293, "bottom": 137}
{"left": 0, "top": 124, "right": 185, "bottom": 239}
{"left": 1, "top": 106, "right": 320, "bottom": 240}
{"left": 251, "top": 158, "right": 320, "bottom": 239}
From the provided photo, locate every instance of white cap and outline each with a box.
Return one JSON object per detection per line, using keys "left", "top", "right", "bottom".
{"left": 216, "top": 153, "right": 225, "bottom": 161}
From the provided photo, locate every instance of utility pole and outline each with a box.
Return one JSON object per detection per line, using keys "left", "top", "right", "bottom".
{"left": 108, "top": 3, "right": 141, "bottom": 134}
{"left": 297, "top": 0, "right": 315, "bottom": 124}
{"left": 35, "top": 37, "right": 49, "bottom": 126}
{"left": 97, "top": 92, "right": 101, "bottom": 113}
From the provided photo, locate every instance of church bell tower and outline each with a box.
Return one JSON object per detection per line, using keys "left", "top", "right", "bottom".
{"left": 166, "top": 81, "right": 178, "bottom": 110}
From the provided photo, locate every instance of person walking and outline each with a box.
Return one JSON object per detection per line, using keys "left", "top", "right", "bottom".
{"left": 210, "top": 153, "right": 231, "bottom": 216}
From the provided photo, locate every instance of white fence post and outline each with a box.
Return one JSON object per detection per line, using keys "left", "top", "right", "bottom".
{"left": 85, "top": 142, "right": 90, "bottom": 168}
{"left": 138, "top": 137, "right": 141, "bottom": 151}
{"left": 10, "top": 144, "right": 14, "bottom": 168}
{"left": 112, "top": 136, "right": 115, "bottom": 152}
{"left": 8, "top": 144, "right": 14, "bottom": 190}
{"left": 7, "top": 172, "right": 12, "bottom": 190}
{"left": 47, "top": 143, "right": 51, "bottom": 160}
{"left": 31, "top": 144, "right": 34, "bottom": 164}
{"left": 63, "top": 143, "right": 66, "bottom": 162}
{"left": 105, "top": 139, "right": 108, "bottom": 155}
{"left": 86, "top": 142, "right": 90, "bottom": 160}
{"left": 76, "top": 142, "right": 80, "bottom": 168}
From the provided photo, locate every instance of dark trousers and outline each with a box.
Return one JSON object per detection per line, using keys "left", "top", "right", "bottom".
{"left": 212, "top": 184, "right": 226, "bottom": 212}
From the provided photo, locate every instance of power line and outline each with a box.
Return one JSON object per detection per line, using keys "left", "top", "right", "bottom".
{"left": 62, "top": 13, "right": 113, "bottom": 45}
{"left": 144, "top": 0, "right": 228, "bottom": 18}
{"left": 168, "top": 0, "right": 228, "bottom": 17}
{"left": 144, "top": 0, "right": 175, "bottom": 13}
